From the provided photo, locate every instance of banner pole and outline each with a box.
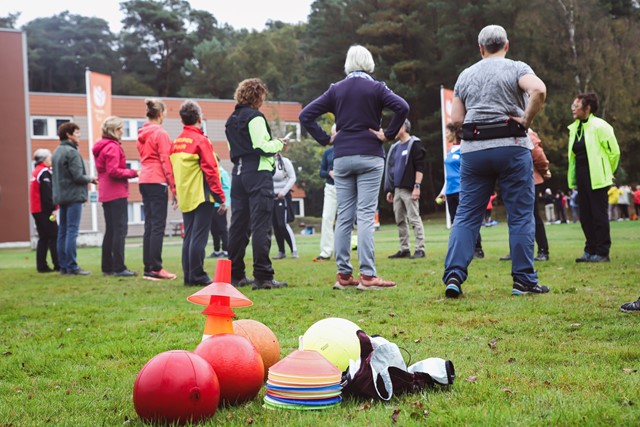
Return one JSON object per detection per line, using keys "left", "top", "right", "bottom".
{"left": 85, "top": 68, "right": 98, "bottom": 232}
{"left": 440, "top": 85, "right": 451, "bottom": 229}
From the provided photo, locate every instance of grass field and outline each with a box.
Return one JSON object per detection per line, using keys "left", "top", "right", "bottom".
{"left": 1, "top": 217, "right": 639, "bottom": 426}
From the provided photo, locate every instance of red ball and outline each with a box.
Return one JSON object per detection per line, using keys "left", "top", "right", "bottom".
{"left": 194, "top": 334, "right": 264, "bottom": 404}
{"left": 133, "top": 350, "right": 220, "bottom": 425}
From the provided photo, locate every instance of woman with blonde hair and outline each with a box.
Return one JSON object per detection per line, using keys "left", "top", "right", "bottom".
{"left": 93, "top": 116, "right": 139, "bottom": 277}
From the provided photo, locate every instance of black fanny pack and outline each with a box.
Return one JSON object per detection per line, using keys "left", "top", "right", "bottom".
{"left": 462, "top": 119, "right": 527, "bottom": 141}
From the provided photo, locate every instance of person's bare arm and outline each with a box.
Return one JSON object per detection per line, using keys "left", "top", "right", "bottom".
{"left": 511, "top": 74, "right": 546, "bottom": 129}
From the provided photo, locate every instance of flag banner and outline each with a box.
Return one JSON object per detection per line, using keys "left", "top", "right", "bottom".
{"left": 86, "top": 71, "right": 112, "bottom": 145}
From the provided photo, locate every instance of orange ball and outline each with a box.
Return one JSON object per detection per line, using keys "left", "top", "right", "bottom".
{"left": 194, "top": 334, "right": 264, "bottom": 405}
{"left": 233, "top": 319, "right": 281, "bottom": 377}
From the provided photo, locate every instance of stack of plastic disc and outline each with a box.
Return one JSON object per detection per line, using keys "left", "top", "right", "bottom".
{"left": 264, "top": 350, "right": 342, "bottom": 410}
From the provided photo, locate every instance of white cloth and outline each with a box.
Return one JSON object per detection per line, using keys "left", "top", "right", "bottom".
{"left": 319, "top": 183, "right": 337, "bottom": 257}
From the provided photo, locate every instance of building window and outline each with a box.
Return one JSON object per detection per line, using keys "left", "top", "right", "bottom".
{"left": 125, "top": 160, "right": 140, "bottom": 183}
{"left": 284, "top": 122, "right": 301, "bottom": 141}
{"left": 128, "top": 202, "right": 145, "bottom": 224}
{"left": 121, "top": 119, "right": 146, "bottom": 141}
{"left": 31, "top": 116, "right": 71, "bottom": 138}
{"left": 291, "top": 198, "right": 304, "bottom": 217}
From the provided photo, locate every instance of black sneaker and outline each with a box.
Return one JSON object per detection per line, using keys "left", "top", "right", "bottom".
{"left": 534, "top": 252, "right": 549, "bottom": 261}
{"left": 512, "top": 281, "right": 550, "bottom": 295}
{"left": 410, "top": 250, "right": 425, "bottom": 259}
{"left": 252, "top": 279, "right": 288, "bottom": 290}
{"left": 68, "top": 268, "right": 91, "bottom": 276}
{"left": 232, "top": 277, "right": 254, "bottom": 288}
{"left": 113, "top": 269, "right": 138, "bottom": 277}
{"left": 588, "top": 254, "right": 610, "bottom": 263}
{"left": 388, "top": 250, "right": 411, "bottom": 259}
{"left": 620, "top": 297, "right": 640, "bottom": 313}
{"left": 499, "top": 254, "right": 511, "bottom": 261}
{"left": 575, "top": 252, "right": 593, "bottom": 263}
{"left": 473, "top": 248, "right": 485, "bottom": 259}
{"left": 445, "top": 276, "right": 462, "bottom": 298}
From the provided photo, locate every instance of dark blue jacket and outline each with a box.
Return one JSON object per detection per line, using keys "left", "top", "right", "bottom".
{"left": 319, "top": 146, "right": 334, "bottom": 185}
{"left": 299, "top": 74, "right": 409, "bottom": 159}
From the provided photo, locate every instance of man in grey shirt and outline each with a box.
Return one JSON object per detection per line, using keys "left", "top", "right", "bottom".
{"left": 442, "top": 25, "right": 549, "bottom": 298}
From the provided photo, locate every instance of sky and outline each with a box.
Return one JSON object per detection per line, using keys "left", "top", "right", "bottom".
{"left": 0, "top": 0, "right": 314, "bottom": 32}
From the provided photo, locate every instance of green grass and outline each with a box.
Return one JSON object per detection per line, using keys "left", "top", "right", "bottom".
{"left": 1, "top": 217, "right": 639, "bottom": 426}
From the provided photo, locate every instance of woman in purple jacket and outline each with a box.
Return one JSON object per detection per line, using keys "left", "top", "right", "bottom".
{"left": 93, "top": 116, "right": 139, "bottom": 277}
{"left": 299, "top": 45, "right": 409, "bottom": 291}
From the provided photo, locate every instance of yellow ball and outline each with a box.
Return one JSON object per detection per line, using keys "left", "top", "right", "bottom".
{"left": 302, "top": 317, "right": 361, "bottom": 371}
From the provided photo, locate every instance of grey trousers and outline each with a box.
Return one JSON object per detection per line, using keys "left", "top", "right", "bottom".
{"left": 333, "top": 155, "right": 384, "bottom": 277}
{"left": 393, "top": 188, "right": 425, "bottom": 251}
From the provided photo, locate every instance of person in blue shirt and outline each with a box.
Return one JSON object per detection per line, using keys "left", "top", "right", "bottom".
{"left": 436, "top": 123, "right": 484, "bottom": 259}
{"left": 209, "top": 155, "right": 231, "bottom": 258}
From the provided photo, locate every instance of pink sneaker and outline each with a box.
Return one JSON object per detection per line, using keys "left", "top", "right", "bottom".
{"left": 144, "top": 269, "right": 177, "bottom": 281}
{"left": 333, "top": 273, "right": 360, "bottom": 290}
{"left": 357, "top": 274, "right": 396, "bottom": 290}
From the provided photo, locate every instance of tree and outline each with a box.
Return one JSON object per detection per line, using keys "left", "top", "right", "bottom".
{"left": 24, "top": 12, "right": 118, "bottom": 93}
{"left": 119, "top": 0, "right": 219, "bottom": 97}
{"left": 0, "top": 12, "right": 19, "bottom": 29}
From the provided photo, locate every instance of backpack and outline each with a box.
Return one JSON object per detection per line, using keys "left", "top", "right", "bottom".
{"left": 341, "top": 330, "right": 455, "bottom": 401}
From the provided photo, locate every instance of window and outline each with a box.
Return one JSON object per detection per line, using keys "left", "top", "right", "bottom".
{"left": 284, "top": 122, "right": 301, "bottom": 141}
{"left": 125, "top": 160, "right": 140, "bottom": 183}
{"left": 127, "top": 202, "right": 144, "bottom": 224}
{"left": 31, "top": 116, "right": 71, "bottom": 138}
{"left": 121, "top": 119, "right": 146, "bottom": 141}
{"left": 291, "top": 198, "right": 304, "bottom": 217}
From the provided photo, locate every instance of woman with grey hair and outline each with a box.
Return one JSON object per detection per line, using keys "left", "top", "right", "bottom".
{"left": 299, "top": 44, "right": 409, "bottom": 291}
{"left": 30, "top": 148, "right": 59, "bottom": 272}
{"left": 92, "top": 116, "right": 139, "bottom": 277}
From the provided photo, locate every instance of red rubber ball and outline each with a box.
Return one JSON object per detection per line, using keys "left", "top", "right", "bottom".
{"left": 194, "top": 333, "right": 264, "bottom": 404}
{"left": 133, "top": 350, "right": 220, "bottom": 425}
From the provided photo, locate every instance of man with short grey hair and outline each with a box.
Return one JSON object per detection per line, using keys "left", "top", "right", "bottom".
{"left": 442, "top": 25, "right": 549, "bottom": 298}
{"left": 384, "top": 119, "right": 426, "bottom": 259}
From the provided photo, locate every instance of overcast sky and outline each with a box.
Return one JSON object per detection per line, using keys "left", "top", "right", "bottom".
{"left": 0, "top": 0, "right": 314, "bottom": 32}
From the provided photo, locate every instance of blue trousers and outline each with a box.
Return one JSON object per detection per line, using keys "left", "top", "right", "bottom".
{"left": 443, "top": 146, "right": 538, "bottom": 286}
{"left": 182, "top": 202, "right": 214, "bottom": 285}
{"left": 57, "top": 202, "right": 83, "bottom": 273}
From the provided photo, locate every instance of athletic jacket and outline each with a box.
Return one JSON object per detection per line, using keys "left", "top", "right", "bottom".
{"left": 30, "top": 163, "right": 56, "bottom": 214}
{"left": 567, "top": 114, "right": 620, "bottom": 190}
{"left": 226, "top": 104, "right": 283, "bottom": 172}
{"left": 137, "top": 122, "right": 175, "bottom": 193}
{"left": 384, "top": 136, "right": 425, "bottom": 192}
{"left": 92, "top": 137, "right": 138, "bottom": 203}
{"left": 170, "top": 125, "right": 225, "bottom": 213}
{"left": 51, "top": 140, "right": 93, "bottom": 205}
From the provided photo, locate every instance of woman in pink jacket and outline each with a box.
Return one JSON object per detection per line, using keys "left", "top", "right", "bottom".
{"left": 93, "top": 116, "right": 138, "bottom": 277}
{"left": 137, "top": 99, "right": 177, "bottom": 280}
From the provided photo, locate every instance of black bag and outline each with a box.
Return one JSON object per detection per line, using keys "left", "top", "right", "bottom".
{"left": 462, "top": 119, "right": 527, "bottom": 141}
{"left": 341, "top": 330, "right": 453, "bottom": 401}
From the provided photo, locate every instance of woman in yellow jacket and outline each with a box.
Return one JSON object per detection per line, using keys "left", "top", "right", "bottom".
{"left": 568, "top": 93, "right": 620, "bottom": 263}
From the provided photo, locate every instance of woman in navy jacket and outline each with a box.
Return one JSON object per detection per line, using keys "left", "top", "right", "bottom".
{"left": 300, "top": 45, "right": 409, "bottom": 291}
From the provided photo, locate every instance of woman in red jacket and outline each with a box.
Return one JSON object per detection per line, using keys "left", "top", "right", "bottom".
{"left": 30, "top": 148, "right": 59, "bottom": 272}
{"left": 93, "top": 116, "right": 139, "bottom": 277}
{"left": 137, "top": 99, "right": 177, "bottom": 281}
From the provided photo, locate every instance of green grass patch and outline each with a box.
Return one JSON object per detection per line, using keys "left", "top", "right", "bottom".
{"left": 1, "top": 218, "right": 639, "bottom": 425}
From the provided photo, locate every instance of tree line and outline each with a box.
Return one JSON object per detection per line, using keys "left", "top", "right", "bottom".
{"left": 3, "top": 0, "right": 639, "bottom": 217}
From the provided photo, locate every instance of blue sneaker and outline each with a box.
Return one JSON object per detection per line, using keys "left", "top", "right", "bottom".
{"left": 445, "top": 277, "right": 462, "bottom": 299}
